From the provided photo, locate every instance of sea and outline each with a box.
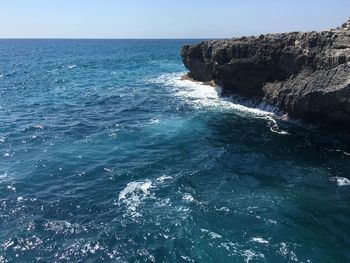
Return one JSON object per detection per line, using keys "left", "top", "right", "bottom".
{"left": 0, "top": 39, "right": 349, "bottom": 262}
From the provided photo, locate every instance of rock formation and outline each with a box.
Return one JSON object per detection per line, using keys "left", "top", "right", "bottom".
{"left": 181, "top": 18, "right": 350, "bottom": 127}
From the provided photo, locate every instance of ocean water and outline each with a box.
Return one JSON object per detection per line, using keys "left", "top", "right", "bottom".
{"left": 0, "top": 39, "right": 349, "bottom": 263}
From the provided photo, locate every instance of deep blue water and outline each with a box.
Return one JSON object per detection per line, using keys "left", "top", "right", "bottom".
{"left": 0, "top": 39, "right": 350, "bottom": 262}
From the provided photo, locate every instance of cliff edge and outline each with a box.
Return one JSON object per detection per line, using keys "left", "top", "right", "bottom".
{"left": 181, "top": 18, "right": 350, "bottom": 127}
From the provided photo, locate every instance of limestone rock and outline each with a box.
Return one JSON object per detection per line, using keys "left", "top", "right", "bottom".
{"left": 181, "top": 18, "right": 350, "bottom": 127}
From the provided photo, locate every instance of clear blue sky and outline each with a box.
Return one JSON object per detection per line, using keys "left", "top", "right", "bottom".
{"left": 0, "top": 0, "right": 349, "bottom": 38}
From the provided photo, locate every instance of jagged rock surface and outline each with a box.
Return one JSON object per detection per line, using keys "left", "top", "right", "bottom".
{"left": 181, "top": 18, "right": 350, "bottom": 127}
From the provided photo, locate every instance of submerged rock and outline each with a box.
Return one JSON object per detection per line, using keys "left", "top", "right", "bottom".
{"left": 181, "top": 18, "right": 350, "bottom": 127}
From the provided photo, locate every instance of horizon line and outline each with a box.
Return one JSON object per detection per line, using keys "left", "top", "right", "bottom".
{"left": 0, "top": 37, "right": 227, "bottom": 40}
{"left": 0, "top": 28, "right": 330, "bottom": 41}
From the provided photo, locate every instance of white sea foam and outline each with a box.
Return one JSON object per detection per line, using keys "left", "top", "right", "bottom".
{"left": 182, "top": 193, "right": 195, "bottom": 202}
{"left": 330, "top": 177, "right": 350, "bottom": 186}
{"left": 267, "top": 219, "right": 277, "bottom": 224}
{"left": 33, "top": 124, "right": 44, "bottom": 129}
{"left": 150, "top": 72, "right": 290, "bottom": 135}
{"left": 251, "top": 237, "right": 269, "bottom": 244}
{"left": 278, "top": 242, "right": 299, "bottom": 262}
{"left": 44, "top": 220, "right": 87, "bottom": 234}
{"left": 149, "top": 118, "right": 161, "bottom": 124}
{"left": 118, "top": 180, "right": 153, "bottom": 218}
{"left": 2, "top": 235, "right": 43, "bottom": 252}
{"left": 7, "top": 185, "right": 16, "bottom": 191}
{"left": 200, "top": 228, "right": 222, "bottom": 239}
{"left": 67, "top": 64, "right": 77, "bottom": 69}
{"left": 81, "top": 242, "right": 103, "bottom": 254}
{"left": 217, "top": 206, "right": 230, "bottom": 212}
{"left": 118, "top": 175, "right": 175, "bottom": 220}
{"left": 55, "top": 241, "right": 106, "bottom": 260}
{"left": 155, "top": 175, "right": 173, "bottom": 183}
{"left": 150, "top": 72, "right": 276, "bottom": 114}
{"left": 181, "top": 255, "right": 195, "bottom": 262}
{"left": 242, "top": 249, "right": 265, "bottom": 263}
{"left": 265, "top": 116, "right": 290, "bottom": 135}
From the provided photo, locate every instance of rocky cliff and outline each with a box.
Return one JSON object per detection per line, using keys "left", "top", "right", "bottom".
{"left": 181, "top": 18, "right": 350, "bottom": 127}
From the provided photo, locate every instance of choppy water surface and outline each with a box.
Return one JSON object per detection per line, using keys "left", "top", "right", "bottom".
{"left": 0, "top": 40, "right": 349, "bottom": 262}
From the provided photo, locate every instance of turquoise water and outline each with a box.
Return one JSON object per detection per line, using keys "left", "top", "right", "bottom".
{"left": 0, "top": 40, "right": 349, "bottom": 262}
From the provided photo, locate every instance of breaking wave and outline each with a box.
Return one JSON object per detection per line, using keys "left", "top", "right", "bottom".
{"left": 150, "top": 72, "right": 289, "bottom": 135}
